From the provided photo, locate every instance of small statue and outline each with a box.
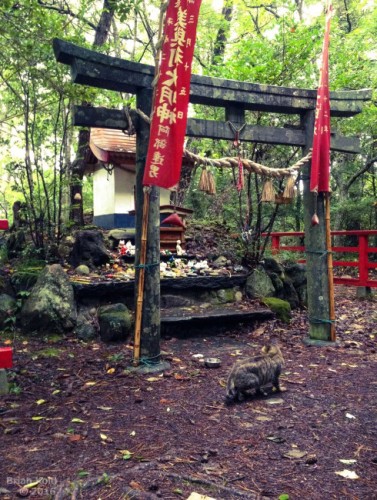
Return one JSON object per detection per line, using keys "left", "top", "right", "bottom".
{"left": 176, "top": 239, "right": 183, "bottom": 256}
{"left": 125, "top": 240, "right": 135, "bottom": 256}
{"left": 118, "top": 240, "right": 126, "bottom": 255}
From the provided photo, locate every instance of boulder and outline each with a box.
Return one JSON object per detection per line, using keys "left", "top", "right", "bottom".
{"left": 262, "top": 257, "right": 285, "bottom": 276}
{"left": 262, "top": 259, "right": 306, "bottom": 309}
{"left": 75, "top": 307, "right": 98, "bottom": 341}
{"left": 216, "top": 288, "right": 238, "bottom": 303}
{"left": 20, "top": 264, "right": 77, "bottom": 334}
{"left": 245, "top": 267, "right": 275, "bottom": 299}
{"left": 75, "top": 265, "right": 90, "bottom": 276}
{"left": 0, "top": 294, "right": 17, "bottom": 329}
{"left": 285, "top": 263, "right": 307, "bottom": 306}
{"left": 212, "top": 256, "right": 228, "bottom": 268}
{"left": 68, "top": 230, "right": 110, "bottom": 268}
{"left": 284, "top": 263, "right": 307, "bottom": 288}
{"left": 268, "top": 272, "right": 284, "bottom": 293}
{"left": 98, "top": 303, "right": 133, "bottom": 342}
{"left": 275, "top": 279, "right": 300, "bottom": 309}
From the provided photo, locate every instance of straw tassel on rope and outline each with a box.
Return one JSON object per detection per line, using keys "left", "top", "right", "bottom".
{"left": 282, "top": 175, "right": 296, "bottom": 200}
{"left": 261, "top": 179, "right": 276, "bottom": 202}
{"left": 207, "top": 170, "right": 216, "bottom": 195}
{"left": 199, "top": 168, "right": 210, "bottom": 192}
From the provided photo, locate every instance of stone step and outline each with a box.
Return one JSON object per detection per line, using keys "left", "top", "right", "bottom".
{"left": 160, "top": 305, "right": 274, "bottom": 337}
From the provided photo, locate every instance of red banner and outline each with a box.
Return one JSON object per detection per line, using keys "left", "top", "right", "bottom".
{"left": 310, "top": 5, "right": 332, "bottom": 193}
{"left": 143, "top": 0, "right": 202, "bottom": 189}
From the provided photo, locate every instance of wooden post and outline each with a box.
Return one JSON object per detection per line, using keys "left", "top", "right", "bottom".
{"left": 134, "top": 87, "right": 161, "bottom": 365}
{"left": 133, "top": 188, "right": 150, "bottom": 364}
{"left": 302, "top": 110, "right": 332, "bottom": 342}
{"left": 271, "top": 234, "right": 280, "bottom": 255}
{"left": 325, "top": 193, "right": 336, "bottom": 341}
{"left": 356, "top": 233, "right": 372, "bottom": 298}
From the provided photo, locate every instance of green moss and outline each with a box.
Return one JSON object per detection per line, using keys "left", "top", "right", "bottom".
{"left": 262, "top": 297, "right": 291, "bottom": 323}
{"left": 33, "top": 347, "right": 62, "bottom": 358}
{"left": 100, "top": 311, "right": 132, "bottom": 331}
{"left": 216, "top": 288, "right": 235, "bottom": 303}
{"left": 44, "top": 333, "right": 63, "bottom": 343}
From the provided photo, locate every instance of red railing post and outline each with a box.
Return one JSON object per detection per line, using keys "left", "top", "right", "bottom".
{"left": 262, "top": 230, "right": 377, "bottom": 288}
{"left": 271, "top": 234, "right": 280, "bottom": 255}
{"left": 358, "top": 234, "right": 369, "bottom": 286}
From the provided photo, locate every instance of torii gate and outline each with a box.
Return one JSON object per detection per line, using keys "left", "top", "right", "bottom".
{"left": 53, "top": 38, "right": 371, "bottom": 363}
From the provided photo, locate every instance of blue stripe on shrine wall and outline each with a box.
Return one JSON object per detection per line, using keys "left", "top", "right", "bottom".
{"left": 93, "top": 214, "right": 136, "bottom": 229}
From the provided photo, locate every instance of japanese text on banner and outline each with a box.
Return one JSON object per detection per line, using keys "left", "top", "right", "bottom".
{"left": 143, "top": 0, "right": 202, "bottom": 189}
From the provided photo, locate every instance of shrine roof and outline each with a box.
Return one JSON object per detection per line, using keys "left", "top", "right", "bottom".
{"left": 89, "top": 128, "right": 136, "bottom": 172}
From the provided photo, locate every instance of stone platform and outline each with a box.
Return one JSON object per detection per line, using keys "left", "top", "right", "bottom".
{"left": 72, "top": 273, "right": 275, "bottom": 336}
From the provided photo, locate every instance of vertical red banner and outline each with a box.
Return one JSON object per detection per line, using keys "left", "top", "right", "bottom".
{"left": 310, "top": 5, "right": 332, "bottom": 193}
{"left": 143, "top": 0, "right": 202, "bottom": 189}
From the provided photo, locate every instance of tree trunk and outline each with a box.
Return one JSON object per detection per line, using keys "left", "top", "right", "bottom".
{"left": 69, "top": 0, "right": 115, "bottom": 225}
{"left": 212, "top": 0, "right": 233, "bottom": 65}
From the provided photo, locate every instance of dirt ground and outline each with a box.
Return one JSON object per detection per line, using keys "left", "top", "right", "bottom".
{"left": 0, "top": 285, "right": 376, "bottom": 500}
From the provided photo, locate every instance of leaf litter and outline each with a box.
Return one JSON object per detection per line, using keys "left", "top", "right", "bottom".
{"left": 0, "top": 285, "right": 376, "bottom": 499}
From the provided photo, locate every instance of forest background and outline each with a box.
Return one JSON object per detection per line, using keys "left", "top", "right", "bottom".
{"left": 0, "top": 0, "right": 376, "bottom": 263}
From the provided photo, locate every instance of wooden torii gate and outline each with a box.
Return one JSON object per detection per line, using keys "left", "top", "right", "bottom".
{"left": 53, "top": 38, "right": 371, "bottom": 362}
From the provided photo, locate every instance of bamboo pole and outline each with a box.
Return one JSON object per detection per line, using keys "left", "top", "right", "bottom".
{"left": 325, "top": 192, "right": 336, "bottom": 341}
{"left": 133, "top": 187, "right": 150, "bottom": 365}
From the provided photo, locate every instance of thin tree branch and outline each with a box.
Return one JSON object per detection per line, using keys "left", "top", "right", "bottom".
{"left": 36, "top": 0, "right": 97, "bottom": 30}
{"left": 346, "top": 156, "right": 377, "bottom": 191}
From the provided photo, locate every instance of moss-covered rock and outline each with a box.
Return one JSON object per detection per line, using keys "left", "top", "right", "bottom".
{"left": 246, "top": 267, "right": 275, "bottom": 299}
{"left": 75, "top": 307, "right": 99, "bottom": 341}
{"left": 20, "top": 264, "right": 77, "bottom": 335}
{"left": 75, "top": 265, "right": 90, "bottom": 276}
{"left": 262, "top": 297, "right": 291, "bottom": 323}
{"left": 98, "top": 303, "right": 133, "bottom": 342}
{"left": 216, "top": 288, "right": 236, "bottom": 303}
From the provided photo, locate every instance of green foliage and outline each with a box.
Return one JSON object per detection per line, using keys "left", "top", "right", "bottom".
{"left": 0, "top": 0, "right": 375, "bottom": 263}
{"left": 9, "top": 382, "right": 22, "bottom": 395}
{"left": 0, "top": 245, "right": 8, "bottom": 265}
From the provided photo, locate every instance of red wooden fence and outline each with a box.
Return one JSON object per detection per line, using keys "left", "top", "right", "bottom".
{"left": 263, "top": 230, "right": 377, "bottom": 288}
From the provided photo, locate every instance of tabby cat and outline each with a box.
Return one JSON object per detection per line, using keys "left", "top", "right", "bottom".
{"left": 225, "top": 344, "right": 284, "bottom": 404}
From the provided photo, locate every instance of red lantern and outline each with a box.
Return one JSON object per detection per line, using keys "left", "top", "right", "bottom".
{"left": 311, "top": 213, "right": 320, "bottom": 226}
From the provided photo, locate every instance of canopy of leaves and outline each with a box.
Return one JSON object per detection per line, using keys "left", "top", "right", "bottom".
{"left": 0, "top": 0, "right": 375, "bottom": 253}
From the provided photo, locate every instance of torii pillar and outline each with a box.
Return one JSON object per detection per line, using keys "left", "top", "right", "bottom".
{"left": 302, "top": 110, "right": 333, "bottom": 342}
{"left": 134, "top": 89, "right": 163, "bottom": 366}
